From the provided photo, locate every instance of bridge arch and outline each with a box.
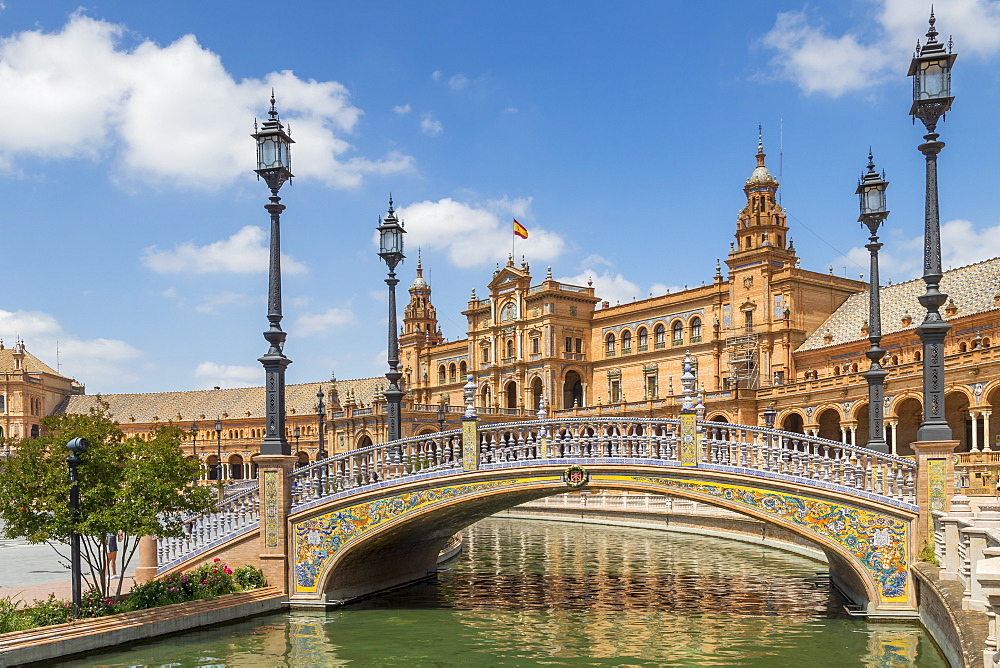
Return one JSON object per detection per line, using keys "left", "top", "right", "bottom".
{"left": 292, "top": 465, "right": 912, "bottom": 612}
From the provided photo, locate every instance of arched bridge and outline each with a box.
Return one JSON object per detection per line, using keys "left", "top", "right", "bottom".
{"left": 150, "top": 416, "right": 939, "bottom": 614}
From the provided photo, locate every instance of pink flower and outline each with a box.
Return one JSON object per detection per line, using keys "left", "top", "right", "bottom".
{"left": 213, "top": 558, "right": 221, "bottom": 562}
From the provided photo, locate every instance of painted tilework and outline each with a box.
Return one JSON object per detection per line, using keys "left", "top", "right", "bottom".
{"left": 613, "top": 474, "right": 909, "bottom": 604}
{"left": 463, "top": 420, "right": 479, "bottom": 471}
{"left": 680, "top": 413, "right": 698, "bottom": 467}
{"left": 263, "top": 470, "right": 279, "bottom": 549}
{"left": 292, "top": 476, "right": 549, "bottom": 593}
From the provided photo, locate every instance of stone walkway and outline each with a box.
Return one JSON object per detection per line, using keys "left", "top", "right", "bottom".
{"left": 0, "top": 576, "right": 136, "bottom": 606}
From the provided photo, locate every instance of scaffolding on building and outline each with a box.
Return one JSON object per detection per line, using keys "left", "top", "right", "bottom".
{"left": 726, "top": 328, "right": 760, "bottom": 390}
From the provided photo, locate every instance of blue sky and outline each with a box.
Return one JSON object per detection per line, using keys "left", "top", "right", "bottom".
{"left": 1, "top": 0, "right": 999, "bottom": 395}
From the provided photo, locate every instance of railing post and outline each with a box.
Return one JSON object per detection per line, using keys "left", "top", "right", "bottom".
{"left": 134, "top": 535, "right": 158, "bottom": 584}
{"left": 941, "top": 495, "right": 973, "bottom": 580}
{"left": 976, "top": 557, "right": 1000, "bottom": 667}
{"left": 912, "top": 440, "right": 959, "bottom": 550}
{"left": 462, "top": 375, "right": 480, "bottom": 471}
{"left": 255, "top": 453, "right": 298, "bottom": 593}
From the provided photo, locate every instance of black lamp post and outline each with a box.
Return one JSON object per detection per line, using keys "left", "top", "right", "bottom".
{"left": 293, "top": 425, "right": 301, "bottom": 453}
{"left": 214, "top": 418, "right": 223, "bottom": 501}
{"left": 857, "top": 152, "right": 890, "bottom": 453}
{"left": 252, "top": 92, "right": 294, "bottom": 456}
{"left": 317, "top": 388, "right": 326, "bottom": 460}
{"left": 377, "top": 197, "right": 406, "bottom": 442}
{"left": 908, "top": 11, "right": 956, "bottom": 443}
{"left": 437, "top": 396, "right": 447, "bottom": 432}
{"left": 66, "top": 437, "right": 89, "bottom": 617}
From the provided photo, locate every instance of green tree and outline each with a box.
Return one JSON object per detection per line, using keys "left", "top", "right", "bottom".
{"left": 0, "top": 398, "right": 213, "bottom": 600}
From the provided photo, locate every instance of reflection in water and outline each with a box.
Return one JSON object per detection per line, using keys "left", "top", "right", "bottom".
{"left": 58, "top": 517, "right": 946, "bottom": 667}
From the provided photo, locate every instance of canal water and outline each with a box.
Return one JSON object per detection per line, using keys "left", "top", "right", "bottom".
{"left": 57, "top": 517, "right": 947, "bottom": 667}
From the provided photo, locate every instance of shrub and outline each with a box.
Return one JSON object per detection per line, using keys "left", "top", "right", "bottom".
{"left": 24, "top": 594, "right": 74, "bottom": 627}
{"left": 127, "top": 570, "right": 197, "bottom": 610}
{"left": 190, "top": 559, "right": 238, "bottom": 599}
{"left": 0, "top": 596, "right": 29, "bottom": 633}
{"left": 233, "top": 565, "right": 267, "bottom": 590}
{"left": 79, "top": 588, "right": 125, "bottom": 618}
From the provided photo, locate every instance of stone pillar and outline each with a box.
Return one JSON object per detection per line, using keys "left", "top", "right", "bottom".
{"left": 986, "top": 411, "right": 994, "bottom": 452}
{"left": 888, "top": 421, "right": 898, "bottom": 455}
{"left": 940, "top": 495, "right": 973, "bottom": 580}
{"left": 134, "top": 535, "right": 158, "bottom": 584}
{"left": 912, "top": 440, "right": 960, "bottom": 550}
{"left": 975, "top": 556, "right": 1000, "bottom": 667}
{"left": 255, "top": 454, "right": 298, "bottom": 594}
{"left": 973, "top": 413, "right": 981, "bottom": 452}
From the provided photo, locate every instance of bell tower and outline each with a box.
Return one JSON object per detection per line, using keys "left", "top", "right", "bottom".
{"left": 728, "top": 127, "right": 796, "bottom": 267}
{"left": 401, "top": 251, "right": 442, "bottom": 347}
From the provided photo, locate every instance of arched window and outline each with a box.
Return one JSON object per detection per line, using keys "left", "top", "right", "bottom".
{"left": 482, "top": 344, "right": 491, "bottom": 364}
{"left": 621, "top": 330, "right": 632, "bottom": 353}
{"left": 637, "top": 327, "right": 648, "bottom": 350}
{"left": 654, "top": 324, "right": 666, "bottom": 348}
{"left": 672, "top": 321, "right": 683, "bottom": 345}
{"left": 506, "top": 339, "right": 515, "bottom": 358}
{"left": 606, "top": 333, "right": 616, "bottom": 355}
{"left": 834, "top": 366, "right": 841, "bottom": 376}
{"left": 690, "top": 317, "right": 702, "bottom": 342}
{"left": 449, "top": 363, "right": 457, "bottom": 382}
{"left": 460, "top": 360, "right": 467, "bottom": 377}
{"left": 438, "top": 365, "right": 446, "bottom": 383}
{"left": 914, "top": 351, "right": 922, "bottom": 362}
{"left": 959, "top": 342, "right": 968, "bottom": 353}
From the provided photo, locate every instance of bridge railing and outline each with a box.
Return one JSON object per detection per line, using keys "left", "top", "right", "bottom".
{"left": 288, "top": 417, "right": 915, "bottom": 508}
{"left": 472, "top": 417, "right": 915, "bottom": 505}
{"left": 156, "top": 484, "right": 260, "bottom": 572}
{"left": 290, "top": 429, "right": 466, "bottom": 507}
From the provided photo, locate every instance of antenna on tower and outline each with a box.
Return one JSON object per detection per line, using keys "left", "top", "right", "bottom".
{"left": 56, "top": 339, "right": 60, "bottom": 374}
{"left": 778, "top": 118, "right": 784, "bottom": 206}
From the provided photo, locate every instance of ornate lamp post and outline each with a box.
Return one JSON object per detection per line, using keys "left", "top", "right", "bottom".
{"left": 252, "top": 93, "right": 294, "bottom": 456}
{"left": 293, "top": 425, "right": 301, "bottom": 453}
{"left": 763, "top": 404, "right": 777, "bottom": 430}
{"left": 214, "top": 418, "right": 223, "bottom": 501}
{"left": 317, "top": 388, "right": 326, "bottom": 460}
{"left": 437, "top": 396, "right": 447, "bottom": 433}
{"left": 66, "top": 437, "right": 89, "bottom": 616}
{"left": 377, "top": 197, "right": 406, "bottom": 442}
{"left": 908, "top": 12, "right": 956, "bottom": 442}
{"left": 858, "top": 152, "right": 890, "bottom": 453}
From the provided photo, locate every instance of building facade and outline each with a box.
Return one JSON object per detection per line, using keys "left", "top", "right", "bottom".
{"left": 33, "top": 137, "right": 1000, "bottom": 492}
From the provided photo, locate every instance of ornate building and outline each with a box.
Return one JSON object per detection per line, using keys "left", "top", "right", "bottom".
{"left": 35, "top": 135, "right": 1000, "bottom": 492}
{"left": 0, "top": 340, "right": 85, "bottom": 447}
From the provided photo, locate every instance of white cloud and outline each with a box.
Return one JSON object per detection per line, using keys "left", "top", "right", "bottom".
{"left": 502, "top": 107, "right": 518, "bottom": 114}
{"left": 0, "top": 13, "right": 414, "bottom": 188}
{"left": 194, "top": 361, "right": 260, "bottom": 389}
{"left": 393, "top": 197, "right": 565, "bottom": 268}
{"left": 393, "top": 104, "right": 411, "bottom": 115}
{"left": 196, "top": 291, "right": 252, "bottom": 314}
{"left": 0, "top": 308, "right": 142, "bottom": 387}
{"left": 421, "top": 114, "right": 444, "bottom": 136}
{"left": 431, "top": 70, "right": 442, "bottom": 81}
{"left": 835, "top": 218, "right": 1000, "bottom": 283}
{"left": 142, "top": 225, "right": 307, "bottom": 275}
{"left": 295, "top": 307, "right": 357, "bottom": 336}
{"left": 448, "top": 73, "right": 470, "bottom": 90}
{"left": 762, "top": 1, "right": 1000, "bottom": 97}
{"left": 558, "top": 270, "right": 638, "bottom": 305}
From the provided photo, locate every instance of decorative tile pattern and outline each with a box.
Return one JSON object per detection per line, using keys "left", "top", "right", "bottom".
{"left": 463, "top": 420, "right": 479, "bottom": 471}
{"left": 615, "top": 474, "right": 910, "bottom": 604}
{"left": 292, "top": 476, "right": 548, "bottom": 593}
{"left": 263, "top": 470, "right": 279, "bottom": 549}
{"left": 680, "top": 413, "right": 698, "bottom": 467}
{"left": 927, "top": 458, "right": 947, "bottom": 537}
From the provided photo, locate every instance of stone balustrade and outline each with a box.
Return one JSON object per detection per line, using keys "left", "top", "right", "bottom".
{"left": 157, "top": 485, "right": 260, "bottom": 572}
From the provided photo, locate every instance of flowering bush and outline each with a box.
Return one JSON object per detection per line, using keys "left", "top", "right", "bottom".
{"left": 189, "top": 559, "right": 239, "bottom": 599}
{"left": 126, "top": 560, "right": 262, "bottom": 611}
{"left": 23, "top": 594, "right": 74, "bottom": 627}
{"left": 234, "top": 565, "right": 267, "bottom": 590}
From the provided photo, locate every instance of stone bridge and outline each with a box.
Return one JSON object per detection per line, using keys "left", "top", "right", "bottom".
{"left": 140, "top": 415, "right": 956, "bottom": 615}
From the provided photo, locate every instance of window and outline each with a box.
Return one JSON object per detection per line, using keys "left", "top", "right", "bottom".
{"left": 672, "top": 321, "right": 683, "bottom": 345}
{"left": 622, "top": 330, "right": 632, "bottom": 353}
{"left": 606, "top": 333, "right": 616, "bottom": 355}
{"left": 610, "top": 380, "right": 622, "bottom": 403}
{"left": 449, "top": 363, "right": 457, "bottom": 382}
{"left": 0, "top": 395, "right": 5, "bottom": 413}
{"left": 506, "top": 339, "right": 515, "bottom": 358}
{"left": 438, "top": 365, "right": 446, "bottom": 383}
{"left": 744, "top": 311, "right": 753, "bottom": 332}
{"left": 575, "top": 338, "right": 582, "bottom": 354}
{"left": 565, "top": 337, "right": 573, "bottom": 353}
{"left": 532, "top": 338, "right": 540, "bottom": 354}
{"left": 637, "top": 327, "right": 648, "bottom": 350}
{"left": 482, "top": 345, "right": 491, "bottom": 364}
{"left": 654, "top": 324, "right": 666, "bottom": 348}
{"left": 460, "top": 360, "right": 467, "bottom": 377}
{"left": 690, "top": 318, "right": 702, "bottom": 343}
{"left": 645, "top": 375, "right": 657, "bottom": 398}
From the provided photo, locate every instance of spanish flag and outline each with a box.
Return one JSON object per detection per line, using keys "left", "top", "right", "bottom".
{"left": 513, "top": 219, "right": 528, "bottom": 239}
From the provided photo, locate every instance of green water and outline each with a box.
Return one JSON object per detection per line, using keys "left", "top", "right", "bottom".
{"left": 57, "top": 517, "right": 947, "bottom": 667}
